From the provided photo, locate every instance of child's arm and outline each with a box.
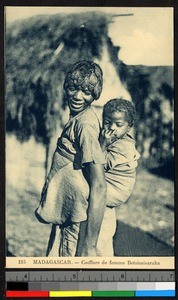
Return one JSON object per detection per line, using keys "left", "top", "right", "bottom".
{"left": 81, "top": 162, "right": 107, "bottom": 256}
{"left": 99, "top": 129, "right": 118, "bottom": 171}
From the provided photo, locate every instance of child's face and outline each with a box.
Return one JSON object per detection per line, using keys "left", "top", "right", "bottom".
{"left": 103, "top": 111, "right": 130, "bottom": 139}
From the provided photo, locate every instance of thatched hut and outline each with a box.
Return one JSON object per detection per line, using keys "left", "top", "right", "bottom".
{"left": 6, "top": 12, "right": 174, "bottom": 172}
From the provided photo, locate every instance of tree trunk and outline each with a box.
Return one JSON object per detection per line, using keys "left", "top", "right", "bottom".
{"left": 44, "top": 143, "right": 50, "bottom": 179}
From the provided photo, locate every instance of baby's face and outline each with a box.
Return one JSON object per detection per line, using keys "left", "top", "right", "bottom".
{"left": 103, "top": 111, "right": 130, "bottom": 139}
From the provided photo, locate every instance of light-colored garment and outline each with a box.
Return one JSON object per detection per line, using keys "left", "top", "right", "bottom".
{"left": 46, "top": 207, "right": 116, "bottom": 258}
{"left": 47, "top": 223, "right": 80, "bottom": 257}
{"left": 35, "top": 106, "right": 105, "bottom": 225}
{"left": 96, "top": 134, "right": 140, "bottom": 256}
{"left": 105, "top": 133, "right": 140, "bottom": 207}
{"left": 96, "top": 207, "right": 116, "bottom": 256}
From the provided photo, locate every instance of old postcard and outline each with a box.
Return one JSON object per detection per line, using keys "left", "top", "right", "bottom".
{"left": 5, "top": 5, "right": 174, "bottom": 269}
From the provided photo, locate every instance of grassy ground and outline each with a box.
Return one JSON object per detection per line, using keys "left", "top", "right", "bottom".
{"left": 115, "top": 165, "right": 174, "bottom": 248}
{"left": 6, "top": 136, "right": 174, "bottom": 257}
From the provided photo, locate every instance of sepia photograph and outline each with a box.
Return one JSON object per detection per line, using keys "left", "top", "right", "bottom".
{"left": 5, "top": 6, "right": 174, "bottom": 265}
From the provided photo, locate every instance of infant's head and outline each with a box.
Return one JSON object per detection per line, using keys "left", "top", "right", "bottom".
{"left": 103, "top": 98, "right": 136, "bottom": 139}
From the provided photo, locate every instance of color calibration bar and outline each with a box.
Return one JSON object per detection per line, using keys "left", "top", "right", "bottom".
{"left": 6, "top": 271, "right": 176, "bottom": 297}
{"left": 6, "top": 282, "right": 175, "bottom": 297}
{"left": 6, "top": 289, "right": 175, "bottom": 297}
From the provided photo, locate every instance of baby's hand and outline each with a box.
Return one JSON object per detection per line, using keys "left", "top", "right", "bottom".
{"left": 100, "top": 129, "right": 117, "bottom": 149}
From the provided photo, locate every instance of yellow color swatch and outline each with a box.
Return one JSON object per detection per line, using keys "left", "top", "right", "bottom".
{"left": 50, "top": 291, "right": 92, "bottom": 297}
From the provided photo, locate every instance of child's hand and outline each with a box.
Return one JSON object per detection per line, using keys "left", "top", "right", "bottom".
{"left": 99, "top": 128, "right": 117, "bottom": 150}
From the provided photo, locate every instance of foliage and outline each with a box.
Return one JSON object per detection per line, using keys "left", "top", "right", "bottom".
{"left": 6, "top": 12, "right": 174, "bottom": 164}
{"left": 121, "top": 65, "right": 173, "bottom": 162}
{"left": 6, "top": 12, "right": 109, "bottom": 145}
{"left": 107, "top": 38, "right": 174, "bottom": 163}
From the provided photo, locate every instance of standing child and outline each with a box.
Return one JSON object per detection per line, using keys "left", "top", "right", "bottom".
{"left": 97, "top": 98, "right": 140, "bottom": 256}
{"left": 35, "top": 60, "right": 107, "bottom": 257}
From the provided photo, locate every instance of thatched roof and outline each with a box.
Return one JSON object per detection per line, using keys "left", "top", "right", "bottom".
{"left": 6, "top": 12, "right": 174, "bottom": 164}
{"left": 6, "top": 12, "right": 111, "bottom": 144}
